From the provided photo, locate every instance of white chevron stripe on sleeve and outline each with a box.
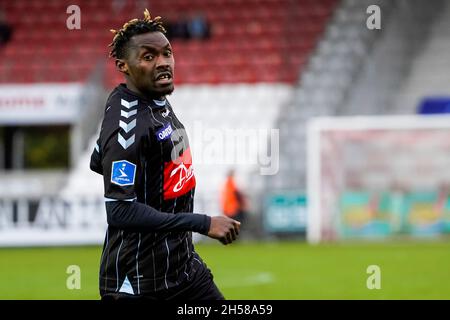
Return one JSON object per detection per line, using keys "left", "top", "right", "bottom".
{"left": 121, "top": 99, "right": 138, "bottom": 109}
{"left": 118, "top": 133, "right": 135, "bottom": 149}
{"left": 121, "top": 109, "right": 138, "bottom": 118}
{"left": 119, "top": 119, "right": 137, "bottom": 133}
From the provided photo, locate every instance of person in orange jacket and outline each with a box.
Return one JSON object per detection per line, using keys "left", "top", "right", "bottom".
{"left": 220, "top": 169, "right": 246, "bottom": 223}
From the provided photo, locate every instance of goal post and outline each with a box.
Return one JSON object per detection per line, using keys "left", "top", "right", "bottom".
{"left": 307, "top": 115, "right": 450, "bottom": 243}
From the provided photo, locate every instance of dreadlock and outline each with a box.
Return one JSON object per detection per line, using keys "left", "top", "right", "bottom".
{"left": 109, "top": 9, "right": 167, "bottom": 59}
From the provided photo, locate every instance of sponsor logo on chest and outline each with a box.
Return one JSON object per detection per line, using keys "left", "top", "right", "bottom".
{"left": 156, "top": 123, "right": 173, "bottom": 141}
{"left": 163, "top": 147, "right": 196, "bottom": 199}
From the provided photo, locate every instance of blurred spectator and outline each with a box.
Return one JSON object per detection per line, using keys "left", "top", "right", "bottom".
{"left": 166, "top": 13, "right": 210, "bottom": 41}
{"left": 0, "top": 11, "right": 12, "bottom": 47}
{"left": 220, "top": 169, "right": 247, "bottom": 224}
{"left": 187, "top": 12, "right": 210, "bottom": 40}
{"left": 169, "top": 17, "right": 190, "bottom": 40}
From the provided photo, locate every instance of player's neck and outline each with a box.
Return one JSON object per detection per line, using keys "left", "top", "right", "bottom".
{"left": 124, "top": 82, "right": 165, "bottom": 102}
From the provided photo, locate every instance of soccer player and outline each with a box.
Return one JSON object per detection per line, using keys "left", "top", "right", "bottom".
{"left": 90, "top": 9, "right": 240, "bottom": 300}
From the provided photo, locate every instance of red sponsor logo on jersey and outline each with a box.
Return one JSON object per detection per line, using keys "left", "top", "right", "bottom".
{"left": 163, "top": 147, "right": 196, "bottom": 199}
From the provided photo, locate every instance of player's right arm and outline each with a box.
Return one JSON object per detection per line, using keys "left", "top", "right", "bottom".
{"left": 90, "top": 101, "right": 239, "bottom": 244}
{"left": 105, "top": 200, "right": 211, "bottom": 235}
{"left": 105, "top": 201, "right": 240, "bottom": 244}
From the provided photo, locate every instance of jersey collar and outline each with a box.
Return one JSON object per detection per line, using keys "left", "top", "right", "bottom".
{"left": 152, "top": 99, "right": 167, "bottom": 107}
{"left": 117, "top": 83, "right": 167, "bottom": 109}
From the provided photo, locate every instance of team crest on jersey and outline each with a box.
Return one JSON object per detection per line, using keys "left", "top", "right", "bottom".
{"left": 163, "top": 148, "right": 196, "bottom": 199}
{"left": 161, "top": 108, "right": 170, "bottom": 118}
{"left": 156, "top": 123, "right": 173, "bottom": 141}
{"left": 111, "top": 160, "right": 136, "bottom": 186}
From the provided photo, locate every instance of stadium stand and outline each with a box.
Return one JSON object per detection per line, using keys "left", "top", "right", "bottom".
{"left": 0, "top": 0, "right": 337, "bottom": 85}
{"left": 266, "top": 0, "right": 389, "bottom": 191}
{"left": 346, "top": 0, "right": 445, "bottom": 116}
{"left": 267, "top": 0, "right": 447, "bottom": 193}
{"left": 391, "top": 0, "right": 450, "bottom": 114}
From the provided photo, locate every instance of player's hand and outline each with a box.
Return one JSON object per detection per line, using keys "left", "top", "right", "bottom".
{"left": 207, "top": 216, "right": 241, "bottom": 245}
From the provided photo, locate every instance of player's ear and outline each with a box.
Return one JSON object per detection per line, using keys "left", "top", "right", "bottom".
{"left": 116, "top": 59, "right": 129, "bottom": 75}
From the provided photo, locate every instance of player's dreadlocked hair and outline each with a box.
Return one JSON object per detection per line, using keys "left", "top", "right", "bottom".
{"left": 109, "top": 9, "right": 166, "bottom": 59}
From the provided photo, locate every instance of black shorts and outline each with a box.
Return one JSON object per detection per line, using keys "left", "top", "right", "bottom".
{"left": 101, "top": 264, "right": 224, "bottom": 301}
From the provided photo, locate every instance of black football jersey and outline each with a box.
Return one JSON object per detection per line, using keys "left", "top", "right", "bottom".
{"left": 90, "top": 84, "right": 208, "bottom": 295}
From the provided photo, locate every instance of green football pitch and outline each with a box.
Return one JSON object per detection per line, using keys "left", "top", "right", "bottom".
{"left": 0, "top": 240, "right": 449, "bottom": 300}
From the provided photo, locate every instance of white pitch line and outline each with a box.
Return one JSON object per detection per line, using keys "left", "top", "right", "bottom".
{"left": 220, "top": 272, "right": 275, "bottom": 288}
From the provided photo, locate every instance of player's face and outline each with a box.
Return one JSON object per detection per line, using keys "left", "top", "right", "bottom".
{"left": 121, "top": 31, "right": 175, "bottom": 99}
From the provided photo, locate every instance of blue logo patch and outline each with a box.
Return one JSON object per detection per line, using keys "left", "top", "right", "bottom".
{"left": 156, "top": 123, "right": 173, "bottom": 141}
{"left": 111, "top": 160, "right": 136, "bottom": 186}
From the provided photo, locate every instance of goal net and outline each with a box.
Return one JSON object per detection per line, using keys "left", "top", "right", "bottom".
{"left": 306, "top": 115, "right": 450, "bottom": 243}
